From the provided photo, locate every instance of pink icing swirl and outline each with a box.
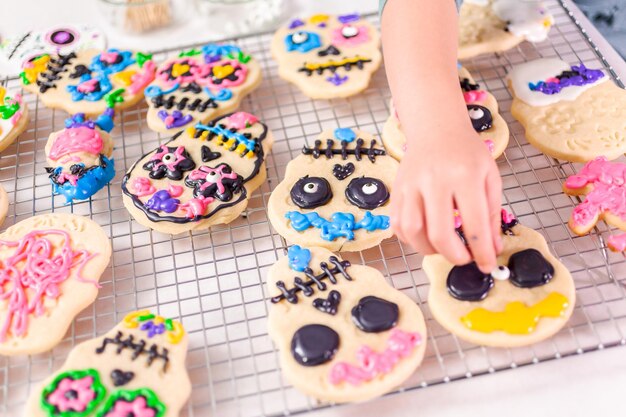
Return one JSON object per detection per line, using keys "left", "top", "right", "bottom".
{"left": 107, "top": 395, "right": 156, "bottom": 417}
{"left": 202, "top": 60, "right": 248, "bottom": 88}
{"left": 463, "top": 90, "right": 487, "bottom": 104}
{"left": 331, "top": 24, "right": 370, "bottom": 46}
{"left": 48, "top": 127, "right": 103, "bottom": 161}
{"left": 46, "top": 376, "right": 96, "bottom": 412}
{"left": 608, "top": 234, "right": 626, "bottom": 251}
{"left": 179, "top": 196, "right": 214, "bottom": 218}
{"left": 225, "top": 112, "right": 258, "bottom": 130}
{"left": 130, "top": 177, "right": 157, "bottom": 197}
{"left": 129, "top": 60, "right": 156, "bottom": 95}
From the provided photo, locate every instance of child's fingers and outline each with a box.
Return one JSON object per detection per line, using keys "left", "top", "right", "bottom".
{"left": 401, "top": 192, "right": 436, "bottom": 255}
{"left": 424, "top": 191, "right": 471, "bottom": 265}
{"left": 390, "top": 191, "right": 408, "bottom": 244}
{"left": 486, "top": 167, "right": 504, "bottom": 253}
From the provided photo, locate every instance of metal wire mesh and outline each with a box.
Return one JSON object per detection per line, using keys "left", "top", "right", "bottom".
{"left": 1, "top": 1, "right": 626, "bottom": 416}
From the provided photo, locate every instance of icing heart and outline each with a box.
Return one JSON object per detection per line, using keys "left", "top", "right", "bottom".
{"left": 212, "top": 64, "right": 235, "bottom": 79}
{"left": 332, "top": 162, "right": 355, "bottom": 181}
{"left": 171, "top": 63, "right": 190, "bottom": 78}
{"left": 110, "top": 369, "right": 135, "bottom": 386}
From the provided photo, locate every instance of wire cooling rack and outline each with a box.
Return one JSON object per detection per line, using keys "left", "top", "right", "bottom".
{"left": 2, "top": 1, "right": 626, "bottom": 416}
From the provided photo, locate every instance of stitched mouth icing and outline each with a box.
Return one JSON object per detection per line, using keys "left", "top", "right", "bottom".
{"left": 298, "top": 56, "right": 372, "bottom": 76}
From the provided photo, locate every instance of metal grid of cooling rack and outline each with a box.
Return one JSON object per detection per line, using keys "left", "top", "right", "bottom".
{"left": 1, "top": 1, "right": 626, "bottom": 416}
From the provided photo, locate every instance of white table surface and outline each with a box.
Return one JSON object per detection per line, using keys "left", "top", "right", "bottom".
{"left": 2, "top": 1, "right": 626, "bottom": 416}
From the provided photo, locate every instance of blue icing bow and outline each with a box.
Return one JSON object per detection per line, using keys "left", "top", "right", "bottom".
{"left": 285, "top": 31, "right": 321, "bottom": 53}
{"left": 51, "top": 156, "right": 116, "bottom": 204}
{"left": 287, "top": 245, "right": 311, "bottom": 272}
{"left": 285, "top": 211, "right": 390, "bottom": 241}
{"left": 334, "top": 127, "right": 356, "bottom": 143}
{"left": 66, "top": 73, "right": 112, "bottom": 102}
{"left": 202, "top": 44, "right": 242, "bottom": 61}
{"left": 90, "top": 49, "right": 135, "bottom": 74}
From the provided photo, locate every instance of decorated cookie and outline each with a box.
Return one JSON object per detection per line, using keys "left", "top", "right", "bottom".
{"left": 508, "top": 58, "right": 626, "bottom": 162}
{"left": 0, "top": 86, "right": 30, "bottom": 153}
{"left": 45, "top": 110, "right": 116, "bottom": 203}
{"left": 144, "top": 44, "right": 262, "bottom": 133}
{"left": 20, "top": 48, "right": 155, "bottom": 116}
{"left": 422, "top": 211, "right": 575, "bottom": 347}
{"left": 24, "top": 310, "right": 191, "bottom": 417}
{"left": 267, "top": 246, "right": 427, "bottom": 402}
{"left": 270, "top": 13, "right": 382, "bottom": 99}
{"left": 0, "top": 184, "right": 9, "bottom": 227}
{"left": 268, "top": 128, "right": 397, "bottom": 252}
{"left": 122, "top": 112, "right": 273, "bottom": 234}
{"left": 382, "top": 65, "right": 509, "bottom": 160}
{"left": 458, "top": 0, "right": 554, "bottom": 59}
{"left": 0, "top": 213, "right": 111, "bottom": 355}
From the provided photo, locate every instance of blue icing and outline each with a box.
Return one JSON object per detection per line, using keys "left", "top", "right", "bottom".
{"left": 202, "top": 43, "right": 242, "bottom": 59}
{"left": 51, "top": 156, "right": 115, "bottom": 203}
{"left": 287, "top": 245, "right": 311, "bottom": 272}
{"left": 145, "top": 83, "right": 179, "bottom": 97}
{"left": 285, "top": 31, "right": 321, "bottom": 53}
{"left": 285, "top": 211, "right": 390, "bottom": 241}
{"left": 66, "top": 74, "right": 112, "bottom": 102}
{"left": 195, "top": 122, "right": 257, "bottom": 152}
{"left": 90, "top": 49, "right": 135, "bottom": 74}
{"left": 334, "top": 127, "right": 356, "bottom": 143}
{"left": 203, "top": 87, "right": 233, "bottom": 101}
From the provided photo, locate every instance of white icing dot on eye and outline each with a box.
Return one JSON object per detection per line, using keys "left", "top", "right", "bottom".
{"left": 163, "top": 154, "right": 174, "bottom": 162}
{"left": 291, "top": 32, "right": 309, "bottom": 44}
{"left": 304, "top": 182, "right": 319, "bottom": 193}
{"left": 491, "top": 265, "right": 510, "bottom": 281}
{"left": 468, "top": 107, "right": 484, "bottom": 120}
{"left": 341, "top": 26, "right": 359, "bottom": 38}
{"left": 362, "top": 183, "right": 378, "bottom": 195}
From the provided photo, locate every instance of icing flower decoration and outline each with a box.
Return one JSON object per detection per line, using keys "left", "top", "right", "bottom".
{"left": 285, "top": 31, "right": 322, "bottom": 53}
{"left": 145, "top": 190, "right": 180, "bottom": 213}
{"left": 287, "top": 245, "right": 311, "bottom": 272}
{"left": 130, "top": 177, "right": 157, "bottom": 197}
{"left": 91, "top": 49, "right": 135, "bottom": 74}
{"left": 67, "top": 73, "right": 112, "bottom": 102}
{"left": 143, "top": 145, "right": 196, "bottom": 181}
{"left": 158, "top": 110, "right": 194, "bottom": 129}
{"left": 225, "top": 112, "right": 259, "bottom": 130}
{"left": 179, "top": 195, "right": 214, "bottom": 218}
{"left": 326, "top": 73, "right": 349, "bottom": 86}
{"left": 41, "top": 369, "right": 106, "bottom": 415}
{"left": 98, "top": 389, "right": 165, "bottom": 417}
{"left": 123, "top": 310, "right": 185, "bottom": 344}
{"left": 332, "top": 25, "right": 370, "bottom": 47}
{"left": 185, "top": 163, "right": 243, "bottom": 201}
{"left": 157, "top": 58, "right": 204, "bottom": 85}
{"left": 528, "top": 63, "right": 604, "bottom": 95}
{"left": 205, "top": 60, "right": 248, "bottom": 88}
{"left": 201, "top": 43, "right": 242, "bottom": 63}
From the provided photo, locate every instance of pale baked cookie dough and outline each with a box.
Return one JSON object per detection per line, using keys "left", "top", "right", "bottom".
{"left": 0, "top": 213, "right": 111, "bottom": 355}
{"left": 268, "top": 127, "right": 397, "bottom": 252}
{"left": 458, "top": 0, "right": 554, "bottom": 59}
{"left": 271, "top": 13, "right": 382, "bottom": 99}
{"left": 0, "top": 86, "right": 30, "bottom": 153}
{"left": 145, "top": 43, "right": 262, "bottom": 133}
{"left": 0, "top": 184, "right": 9, "bottom": 226}
{"left": 267, "top": 246, "right": 427, "bottom": 403}
{"left": 508, "top": 58, "right": 626, "bottom": 162}
{"left": 423, "top": 211, "right": 575, "bottom": 347}
{"left": 25, "top": 310, "right": 191, "bottom": 417}
{"left": 21, "top": 48, "right": 155, "bottom": 117}
{"left": 123, "top": 112, "right": 274, "bottom": 234}
{"left": 382, "top": 65, "right": 509, "bottom": 160}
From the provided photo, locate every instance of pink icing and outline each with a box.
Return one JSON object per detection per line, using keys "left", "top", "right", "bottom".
{"left": 463, "top": 90, "right": 487, "bottom": 104}
{"left": 484, "top": 139, "right": 495, "bottom": 154}
{"left": 331, "top": 24, "right": 370, "bottom": 46}
{"left": 188, "top": 165, "right": 238, "bottom": 194}
{"left": 0, "top": 230, "right": 98, "bottom": 342}
{"left": 150, "top": 145, "right": 187, "bottom": 172}
{"left": 46, "top": 376, "right": 96, "bottom": 412}
{"left": 546, "top": 77, "right": 560, "bottom": 84}
{"left": 225, "top": 112, "right": 258, "bottom": 130}
{"left": 168, "top": 184, "right": 184, "bottom": 198}
{"left": 8, "top": 94, "right": 23, "bottom": 126}
{"left": 128, "top": 60, "right": 156, "bottom": 95}
{"left": 56, "top": 172, "right": 79, "bottom": 186}
{"left": 608, "top": 234, "right": 626, "bottom": 251}
{"left": 77, "top": 79, "right": 99, "bottom": 93}
{"left": 202, "top": 60, "right": 248, "bottom": 88}
{"left": 157, "top": 58, "right": 203, "bottom": 86}
{"left": 329, "top": 329, "right": 421, "bottom": 386}
{"left": 130, "top": 177, "right": 156, "bottom": 197}
{"left": 48, "top": 127, "right": 103, "bottom": 161}
{"left": 179, "top": 196, "right": 214, "bottom": 218}
{"left": 100, "top": 51, "right": 119, "bottom": 64}
{"left": 106, "top": 395, "right": 156, "bottom": 417}
{"left": 501, "top": 208, "right": 516, "bottom": 224}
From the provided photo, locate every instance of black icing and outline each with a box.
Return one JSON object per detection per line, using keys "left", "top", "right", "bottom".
{"left": 318, "top": 45, "right": 341, "bottom": 57}
{"left": 508, "top": 249, "right": 554, "bottom": 288}
{"left": 313, "top": 290, "right": 341, "bottom": 315}
{"left": 35, "top": 52, "right": 76, "bottom": 93}
{"left": 184, "top": 163, "right": 243, "bottom": 201}
{"left": 151, "top": 94, "right": 218, "bottom": 113}
{"left": 110, "top": 369, "right": 135, "bottom": 386}
{"left": 291, "top": 324, "right": 339, "bottom": 367}
{"left": 459, "top": 77, "right": 480, "bottom": 92}
{"left": 345, "top": 176, "right": 389, "bottom": 210}
{"left": 302, "top": 138, "right": 386, "bottom": 162}
{"left": 201, "top": 145, "right": 221, "bottom": 162}
{"left": 467, "top": 105, "right": 492, "bottom": 132}
{"left": 142, "top": 144, "right": 196, "bottom": 181}
{"left": 351, "top": 296, "right": 399, "bottom": 333}
{"left": 95, "top": 331, "right": 170, "bottom": 372}
{"left": 447, "top": 262, "right": 494, "bottom": 301}
{"left": 332, "top": 162, "right": 355, "bottom": 180}
{"left": 290, "top": 176, "right": 333, "bottom": 209}
{"left": 69, "top": 64, "right": 90, "bottom": 79}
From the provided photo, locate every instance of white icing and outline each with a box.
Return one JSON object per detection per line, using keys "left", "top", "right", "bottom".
{"left": 291, "top": 31, "right": 309, "bottom": 44}
{"left": 492, "top": 0, "right": 554, "bottom": 42}
{"left": 362, "top": 183, "right": 378, "bottom": 195}
{"left": 465, "top": 0, "right": 490, "bottom": 5}
{"left": 468, "top": 107, "right": 485, "bottom": 120}
{"left": 0, "top": 118, "right": 12, "bottom": 143}
{"left": 342, "top": 26, "right": 359, "bottom": 38}
{"left": 507, "top": 58, "right": 608, "bottom": 107}
{"left": 491, "top": 266, "right": 510, "bottom": 281}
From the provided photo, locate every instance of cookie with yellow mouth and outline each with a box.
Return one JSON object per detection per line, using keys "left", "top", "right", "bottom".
{"left": 422, "top": 210, "right": 575, "bottom": 347}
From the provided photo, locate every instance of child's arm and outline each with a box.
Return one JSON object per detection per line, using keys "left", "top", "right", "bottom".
{"left": 382, "top": 0, "right": 502, "bottom": 273}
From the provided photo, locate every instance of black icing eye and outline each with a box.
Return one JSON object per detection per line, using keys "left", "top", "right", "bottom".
{"left": 351, "top": 296, "right": 399, "bottom": 333}
{"left": 291, "top": 324, "right": 339, "bottom": 367}
{"left": 345, "top": 177, "right": 389, "bottom": 210}
{"left": 447, "top": 262, "right": 494, "bottom": 301}
{"left": 508, "top": 249, "right": 554, "bottom": 288}
{"left": 291, "top": 31, "right": 309, "bottom": 44}
{"left": 290, "top": 176, "right": 333, "bottom": 209}
{"left": 341, "top": 25, "right": 359, "bottom": 38}
{"left": 467, "top": 105, "right": 492, "bottom": 132}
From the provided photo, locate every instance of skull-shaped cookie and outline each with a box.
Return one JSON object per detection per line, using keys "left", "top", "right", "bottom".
{"left": 21, "top": 48, "right": 155, "bottom": 116}
{"left": 423, "top": 211, "right": 575, "bottom": 347}
{"left": 45, "top": 110, "right": 116, "bottom": 203}
{"left": 268, "top": 128, "right": 397, "bottom": 252}
{"left": 0, "top": 213, "right": 111, "bottom": 355}
{"left": 144, "top": 44, "right": 262, "bottom": 133}
{"left": 382, "top": 64, "right": 509, "bottom": 160}
{"left": 509, "top": 58, "right": 626, "bottom": 162}
{"left": 123, "top": 112, "right": 273, "bottom": 234}
{"left": 267, "top": 246, "right": 427, "bottom": 403}
{"left": 0, "top": 86, "right": 30, "bottom": 154}
{"left": 25, "top": 310, "right": 191, "bottom": 417}
{"left": 271, "top": 14, "right": 382, "bottom": 99}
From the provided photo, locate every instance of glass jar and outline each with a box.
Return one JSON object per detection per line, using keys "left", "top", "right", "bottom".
{"left": 194, "top": 0, "right": 285, "bottom": 35}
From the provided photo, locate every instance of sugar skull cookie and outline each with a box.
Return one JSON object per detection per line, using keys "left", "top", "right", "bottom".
{"left": 123, "top": 112, "right": 273, "bottom": 234}
{"left": 382, "top": 65, "right": 509, "bottom": 160}
{"left": 508, "top": 58, "right": 626, "bottom": 162}
{"left": 0, "top": 213, "right": 111, "bottom": 355}
{"left": 423, "top": 211, "right": 575, "bottom": 347}
{"left": 458, "top": 0, "right": 554, "bottom": 59}
{"left": 145, "top": 44, "right": 262, "bottom": 133}
{"left": 25, "top": 310, "right": 191, "bottom": 417}
{"left": 271, "top": 14, "right": 382, "bottom": 99}
{"left": 21, "top": 48, "right": 155, "bottom": 116}
{"left": 0, "top": 86, "right": 30, "bottom": 154}
{"left": 267, "top": 246, "right": 427, "bottom": 403}
{"left": 45, "top": 110, "right": 116, "bottom": 203}
{"left": 268, "top": 128, "right": 397, "bottom": 252}
{"left": 0, "top": 184, "right": 9, "bottom": 226}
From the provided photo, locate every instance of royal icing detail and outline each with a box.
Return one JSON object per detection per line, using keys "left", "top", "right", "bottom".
{"left": 0, "top": 87, "right": 25, "bottom": 143}
{"left": 492, "top": 0, "right": 554, "bottom": 42}
{"left": 287, "top": 245, "right": 311, "bottom": 272}
{"left": 285, "top": 211, "right": 390, "bottom": 242}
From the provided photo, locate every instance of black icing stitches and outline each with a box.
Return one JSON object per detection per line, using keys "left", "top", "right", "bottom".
{"left": 447, "top": 262, "right": 494, "bottom": 301}
{"left": 95, "top": 331, "right": 170, "bottom": 372}
{"left": 345, "top": 176, "right": 389, "bottom": 210}
{"left": 351, "top": 296, "right": 399, "bottom": 333}
{"left": 35, "top": 52, "right": 77, "bottom": 93}
{"left": 291, "top": 324, "right": 339, "bottom": 366}
{"left": 290, "top": 176, "right": 333, "bottom": 209}
{"left": 508, "top": 249, "right": 554, "bottom": 288}
{"left": 467, "top": 105, "right": 492, "bottom": 132}
{"left": 302, "top": 138, "right": 386, "bottom": 162}
{"left": 151, "top": 94, "right": 218, "bottom": 113}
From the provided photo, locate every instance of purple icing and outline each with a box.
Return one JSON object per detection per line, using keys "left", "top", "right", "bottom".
{"left": 528, "top": 63, "right": 605, "bottom": 95}
{"left": 204, "top": 54, "right": 222, "bottom": 64}
{"left": 145, "top": 189, "right": 180, "bottom": 213}
{"left": 318, "top": 22, "right": 327, "bottom": 28}
{"left": 157, "top": 110, "right": 194, "bottom": 129}
{"left": 326, "top": 73, "right": 349, "bottom": 86}
{"left": 140, "top": 320, "right": 166, "bottom": 338}
{"left": 64, "top": 113, "right": 96, "bottom": 129}
{"left": 338, "top": 13, "right": 360, "bottom": 24}
{"left": 289, "top": 18, "right": 305, "bottom": 29}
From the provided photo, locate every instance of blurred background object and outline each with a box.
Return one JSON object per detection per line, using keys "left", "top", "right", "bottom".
{"left": 574, "top": 0, "right": 625, "bottom": 57}
{"left": 195, "top": 0, "right": 284, "bottom": 35}
{"left": 96, "top": 0, "right": 192, "bottom": 33}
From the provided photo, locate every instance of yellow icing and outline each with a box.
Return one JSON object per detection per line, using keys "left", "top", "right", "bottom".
{"left": 171, "top": 63, "right": 190, "bottom": 77}
{"left": 122, "top": 310, "right": 185, "bottom": 344}
{"left": 112, "top": 70, "right": 137, "bottom": 86}
{"left": 0, "top": 87, "right": 5, "bottom": 102}
{"left": 460, "top": 292, "right": 569, "bottom": 334}
{"left": 309, "top": 14, "right": 329, "bottom": 24}
{"left": 23, "top": 55, "right": 50, "bottom": 84}
{"left": 303, "top": 56, "right": 370, "bottom": 72}
{"left": 212, "top": 64, "right": 235, "bottom": 79}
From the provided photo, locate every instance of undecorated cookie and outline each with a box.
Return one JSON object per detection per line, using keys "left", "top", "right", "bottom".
{"left": 268, "top": 127, "right": 397, "bottom": 252}
{"left": 0, "top": 184, "right": 9, "bottom": 226}
{"left": 144, "top": 44, "right": 262, "bottom": 133}
{"left": 267, "top": 246, "right": 427, "bottom": 403}
{"left": 271, "top": 13, "right": 382, "bottom": 99}
{"left": 508, "top": 58, "right": 626, "bottom": 162}
{"left": 21, "top": 48, "right": 155, "bottom": 117}
{"left": 458, "top": 0, "right": 553, "bottom": 59}
{"left": 122, "top": 112, "right": 273, "bottom": 234}
{"left": 422, "top": 211, "right": 575, "bottom": 347}
{"left": 382, "top": 65, "right": 509, "bottom": 160}
{"left": 0, "top": 213, "right": 111, "bottom": 355}
{"left": 24, "top": 310, "right": 191, "bottom": 417}
{"left": 0, "top": 86, "right": 30, "bottom": 153}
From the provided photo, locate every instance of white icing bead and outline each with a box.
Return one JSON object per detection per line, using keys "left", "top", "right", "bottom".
{"left": 491, "top": 266, "right": 510, "bottom": 281}
{"left": 291, "top": 32, "right": 309, "bottom": 44}
{"left": 304, "top": 182, "right": 319, "bottom": 193}
{"left": 468, "top": 107, "right": 485, "bottom": 120}
{"left": 341, "top": 26, "right": 359, "bottom": 38}
{"left": 362, "top": 183, "right": 378, "bottom": 195}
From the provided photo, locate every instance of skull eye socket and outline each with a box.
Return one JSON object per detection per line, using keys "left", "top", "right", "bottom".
{"left": 447, "top": 262, "right": 494, "bottom": 301}
{"left": 345, "top": 177, "right": 389, "bottom": 210}
{"left": 290, "top": 176, "right": 333, "bottom": 209}
{"left": 285, "top": 31, "right": 321, "bottom": 53}
{"left": 467, "top": 104, "right": 493, "bottom": 132}
{"left": 351, "top": 296, "right": 399, "bottom": 333}
{"left": 291, "top": 324, "right": 339, "bottom": 366}
{"left": 508, "top": 249, "right": 554, "bottom": 288}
